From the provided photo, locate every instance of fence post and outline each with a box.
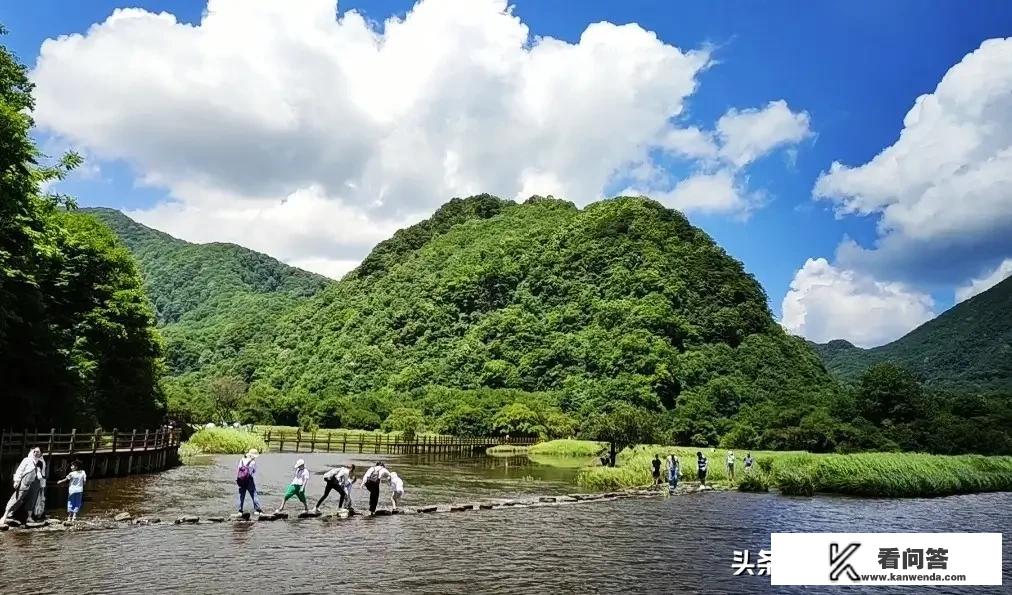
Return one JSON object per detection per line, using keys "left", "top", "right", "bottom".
{"left": 358, "top": 434, "right": 364, "bottom": 453}
{"left": 69, "top": 429, "right": 77, "bottom": 455}
{"left": 142, "top": 429, "right": 150, "bottom": 450}
{"left": 326, "top": 432, "right": 332, "bottom": 453}
{"left": 92, "top": 429, "right": 100, "bottom": 455}
{"left": 111, "top": 429, "right": 119, "bottom": 453}
{"left": 342, "top": 434, "right": 347, "bottom": 453}
{"left": 310, "top": 430, "right": 316, "bottom": 453}
{"left": 129, "top": 429, "right": 137, "bottom": 452}
{"left": 265, "top": 430, "right": 271, "bottom": 450}
{"left": 46, "top": 428, "right": 55, "bottom": 457}
{"left": 295, "top": 429, "right": 301, "bottom": 452}
{"left": 280, "top": 431, "right": 285, "bottom": 452}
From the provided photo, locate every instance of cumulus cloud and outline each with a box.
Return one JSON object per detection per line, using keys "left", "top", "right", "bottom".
{"left": 31, "top": 0, "right": 814, "bottom": 277}
{"left": 781, "top": 258, "right": 934, "bottom": 347}
{"left": 635, "top": 169, "right": 763, "bottom": 216}
{"left": 716, "top": 100, "right": 812, "bottom": 168}
{"left": 954, "top": 258, "right": 1012, "bottom": 302}
{"left": 813, "top": 37, "right": 1012, "bottom": 285}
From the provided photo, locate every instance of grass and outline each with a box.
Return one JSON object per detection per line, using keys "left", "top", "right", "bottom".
{"left": 528, "top": 439, "right": 606, "bottom": 457}
{"left": 184, "top": 427, "right": 268, "bottom": 455}
{"left": 486, "top": 444, "right": 530, "bottom": 456}
{"left": 552, "top": 440, "right": 1012, "bottom": 498}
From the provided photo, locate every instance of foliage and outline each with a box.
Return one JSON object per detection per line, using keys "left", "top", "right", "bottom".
{"left": 737, "top": 470, "right": 771, "bottom": 492}
{"left": 185, "top": 427, "right": 267, "bottom": 455}
{"left": 529, "top": 439, "right": 607, "bottom": 458}
{"left": 381, "top": 407, "right": 426, "bottom": 441}
{"left": 811, "top": 275, "right": 1012, "bottom": 393}
{"left": 486, "top": 444, "right": 529, "bottom": 456}
{"left": 580, "top": 402, "right": 659, "bottom": 465}
{"left": 0, "top": 35, "right": 163, "bottom": 429}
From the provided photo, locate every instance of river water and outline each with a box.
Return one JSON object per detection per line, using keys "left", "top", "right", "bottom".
{"left": 1, "top": 452, "right": 1009, "bottom": 594}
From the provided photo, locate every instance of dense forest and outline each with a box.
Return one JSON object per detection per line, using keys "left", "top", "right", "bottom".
{"left": 84, "top": 208, "right": 330, "bottom": 377}
{"left": 0, "top": 35, "right": 163, "bottom": 430}
{"left": 812, "top": 275, "right": 1012, "bottom": 393}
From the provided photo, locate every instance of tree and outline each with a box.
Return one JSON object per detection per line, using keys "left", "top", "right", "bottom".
{"left": 855, "top": 364, "right": 924, "bottom": 426}
{"left": 491, "top": 402, "right": 542, "bottom": 437}
{"left": 382, "top": 407, "right": 426, "bottom": 440}
{"left": 580, "top": 402, "right": 658, "bottom": 466}
{"left": 206, "top": 376, "right": 248, "bottom": 424}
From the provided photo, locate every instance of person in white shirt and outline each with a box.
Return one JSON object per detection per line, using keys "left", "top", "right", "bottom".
{"left": 57, "top": 459, "right": 87, "bottom": 521}
{"left": 1, "top": 447, "right": 42, "bottom": 525}
{"left": 275, "top": 459, "right": 311, "bottom": 514}
{"left": 360, "top": 462, "right": 391, "bottom": 515}
{"left": 726, "top": 450, "right": 736, "bottom": 482}
{"left": 389, "top": 472, "right": 405, "bottom": 512}
{"left": 314, "top": 464, "right": 356, "bottom": 513}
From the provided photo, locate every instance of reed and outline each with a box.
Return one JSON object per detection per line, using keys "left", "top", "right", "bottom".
{"left": 486, "top": 444, "right": 529, "bottom": 456}
{"left": 185, "top": 427, "right": 268, "bottom": 455}
{"left": 528, "top": 439, "right": 606, "bottom": 457}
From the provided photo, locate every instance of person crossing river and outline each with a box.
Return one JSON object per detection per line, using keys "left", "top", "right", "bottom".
{"left": 314, "top": 464, "right": 355, "bottom": 513}
{"left": 360, "top": 462, "right": 391, "bottom": 516}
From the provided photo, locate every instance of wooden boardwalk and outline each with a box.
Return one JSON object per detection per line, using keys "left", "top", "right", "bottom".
{"left": 261, "top": 429, "right": 538, "bottom": 455}
{"left": 0, "top": 428, "right": 182, "bottom": 502}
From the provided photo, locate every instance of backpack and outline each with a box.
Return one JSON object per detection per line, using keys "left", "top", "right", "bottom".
{"left": 236, "top": 460, "right": 252, "bottom": 483}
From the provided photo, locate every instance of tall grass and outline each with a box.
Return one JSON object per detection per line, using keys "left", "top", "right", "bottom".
{"left": 564, "top": 439, "right": 1012, "bottom": 498}
{"left": 487, "top": 444, "right": 529, "bottom": 456}
{"left": 528, "top": 439, "right": 606, "bottom": 457}
{"left": 185, "top": 427, "right": 268, "bottom": 455}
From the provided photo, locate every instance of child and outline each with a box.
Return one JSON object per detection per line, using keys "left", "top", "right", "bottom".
{"left": 276, "top": 459, "right": 310, "bottom": 514}
{"left": 389, "top": 471, "right": 405, "bottom": 511}
{"left": 57, "top": 460, "right": 86, "bottom": 521}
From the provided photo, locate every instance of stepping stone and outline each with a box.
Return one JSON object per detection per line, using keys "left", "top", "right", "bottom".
{"left": 114, "top": 512, "right": 132, "bottom": 522}
{"left": 539, "top": 497, "right": 556, "bottom": 503}
{"left": 502, "top": 501, "right": 518, "bottom": 507}
{"left": 478, "top": 503, "right": 494, "bottom": 510}
{"left": 274, "top": 511, "right": 290, "bottom": 519}
{"left": 257, "top": 513, "right": 280, "bottom": 522}
{"left": 174, "top": 516, "right": 199, "bottom": 525}
{"left": 417, "top": 506, "right": 437, "bottom": 513}
{"left": 231, "top": 513, "right": 252, "bottom": 521}
{"left": 556, "top": 496, "right": 576, "bottom": 503}
{"left": 449, "top": 505, "right": 472, "bottom": 512}
{"left": 0, "top": 524, "right": 7, "bottom": 531}
{"left": 25, "top": 521, "right": 47, "bottom": 529}
{"left": 373, "top": 509, "right": 392, "bottom": 516}
{"left": 4, "top": 520, "right": 22, "bottom": 528}
{"left": 207, "top": 516, "right": 226, "bottom": 523}
{"left": 298, "top": 511, "right": 321, "bottom": 519}
{"left": 604, "top": 492, "right": 621, "bottom": 498}
{"left": 133, "top": 517, "right": 154, "bottom": 525}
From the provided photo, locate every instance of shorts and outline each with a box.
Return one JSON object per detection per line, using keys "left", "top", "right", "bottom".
{"left": 284, "top": 484, "right": 306, "bottom": 503}
{"left": 68, "top": 492, "right": 83, "bottom": 513}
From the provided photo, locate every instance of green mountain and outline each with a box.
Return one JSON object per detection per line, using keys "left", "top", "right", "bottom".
{"left": 84, "top": 208, "right": 332, "bottom": 376}
{"left": 210, "top": 195, "right": 842, "bottom": 449}
{"left": 812, "top": 275, "right": 1012, "bottom": 393}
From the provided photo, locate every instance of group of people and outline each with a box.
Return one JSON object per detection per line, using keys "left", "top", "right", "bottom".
{"left": 234, "top": 450, "right": 405, "bottom": 517}
{"left": 650, "top": 450, "right": 755, "bottom": 491}
{"left": 2, "top": 447, "right": 87, "bottom": 525}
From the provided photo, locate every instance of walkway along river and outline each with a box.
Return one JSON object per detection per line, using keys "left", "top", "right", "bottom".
{"left": 1, "top": 451, "right": 1009, "bottom": 594}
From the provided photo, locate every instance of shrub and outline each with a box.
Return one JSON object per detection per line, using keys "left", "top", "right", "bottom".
{"left": 186, "top": 427, "right": 268, "bottom": 454}
{"left": 737, "top": 470, "right": 771, "bottom": 492}
{"left": 529, "top": 439, "right": 606, "bottom": 457}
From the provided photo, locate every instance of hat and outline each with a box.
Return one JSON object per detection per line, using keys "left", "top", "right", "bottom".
{"left": 295, "top": 459, "right": 305, "bottom": 468}
{"left": 246, "top": 449, "right": 259, "bottom": 458}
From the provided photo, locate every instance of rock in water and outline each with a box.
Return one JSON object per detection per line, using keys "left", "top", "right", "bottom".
{"left": 373, "top": 509, "right": 392, "bottom": 516}
{"left": 231, "top": 512, "right": 252, "bottom": 521}
{"left": 114, "top": 512, "right": 132, "bottom": 522}
{"left": 417, "top": 506, "right": 437, "bottom": 513}
{"left": 478, "top": 503, "right": 494, "bottom": 510}
{"left": 274, "top": 511, "right": 290, "bottom": 520}
{"left": 257, "top": 513, "right": 279, "bottom": 522}
{"left": 25, "top": 521, "right": 47, "bottom": 529}
{"left": 174, "top": 516, "right": 199, "bottom": 525}
{"left": 539, "top": 497, "right": 556, "bottom": 503}
{"left": 298, "top": 511, "right": 321, "bottom": 519}
{"left": 0, "top": 524, "right": 8, "bottom": 531}
{"left": 4, "top": 520, "right": 22, "bottom": 528}
{"left": 207, "top": 516, "right": 226, "bottom": 523}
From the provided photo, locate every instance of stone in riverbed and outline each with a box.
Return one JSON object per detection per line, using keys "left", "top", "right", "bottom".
{"left": 604, "top": 492, "right": 621, "bottom": 498}
{"left": 298, "top": 511, "right": 322, "bottom": 519}
{"left": 538, "top": 497, "right": 556, "bottom": 503}
{"left": 478, "top": 503, "right": 494, "bottom": 510}
{"left": 174, "top": 516, "right": 199, "bottom": 525}
{"left": 114, "top": 512, "right": 132, "bottom": 522}
{"left": 231, "top": 512, "right": 252, "bottom": 521}
{"left": 4, "top": 520, "right": 22, "bottom": 528}
{"left": 449, "top": 505, "right": 472, "bottom": 512}
{"left": 207, "top": 516, "right": 226, "bottom": 523}
{"left": 417, "top": 506, "right": 437, "bottom": 513}
{"left": 25, "top": 521, "right": 48, "bottom": 529}
{"left": 0, "top": 524, "right": 8, "bottom": 531}
{"left": 373, "top": 509, "right": 392, "bottom": 516}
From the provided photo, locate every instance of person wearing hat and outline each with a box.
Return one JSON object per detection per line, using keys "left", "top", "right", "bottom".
{"left": 276, "top": 458, "right": 311, "bottom": 514}
{"left": 236, "top": 449, "right": 263, "bottom": 514}
{"left": 360, "top": 462, "right": 391, "bottom": 515}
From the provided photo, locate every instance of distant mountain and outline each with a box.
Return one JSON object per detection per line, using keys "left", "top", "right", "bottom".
{"left": 812, "top": 276, "right": 1012, "bottom": 393}
{"left": 85, "top": 208, "right": 332, "bottom": 376}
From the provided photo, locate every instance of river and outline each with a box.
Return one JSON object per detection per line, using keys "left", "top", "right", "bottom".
{"left": 2, "top": 452, "right": 1009, "bottom": 594}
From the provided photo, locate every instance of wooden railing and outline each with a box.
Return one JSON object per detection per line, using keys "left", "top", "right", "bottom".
{"left": 0, "top": 428, "right": 182, "bottom": 458}
{"left": 260, "top": 429, "right": 538, "bottom": 454}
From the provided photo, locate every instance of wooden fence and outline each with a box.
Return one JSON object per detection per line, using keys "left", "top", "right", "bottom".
{"left": 0, "top": 428, "right": 182, "bottom": 501}
{"left": 261, "top": 429, "right": 538, "bottom": 455}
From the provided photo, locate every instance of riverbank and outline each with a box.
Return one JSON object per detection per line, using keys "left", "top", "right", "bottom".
{"left": 530, "top": 440, "right": 1012, "bottom": 498}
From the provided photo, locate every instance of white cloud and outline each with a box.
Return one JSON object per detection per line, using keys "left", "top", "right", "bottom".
{"left": 717, "top": 100, "right": 812, "bottom": 168}
{"left": 658, "top": 126, "right": 718, "bottom": 160}
{"left": 781, "top": 258, "right": 934, "bottom": 347}
{"left": 625, "top": 169, "right": 762, "bottom": 216}
{"left": 32, "top": 0, "right": 720, "bottom": 276}
{"left": 954, "top": 257, "right": 1012, "bottom": 302}
{"left": 813, "top": 37, "right": 1012, "bottom": 284}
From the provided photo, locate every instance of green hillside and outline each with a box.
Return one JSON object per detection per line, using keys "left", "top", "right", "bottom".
{"left": 85, "top": 208, "right": 332, "bottom": 376}
{"left": 813, "top": 276, "right": 1012, "bottom": 393}
{"left": 194, "top": 195, "right": 846, "bottom": 450}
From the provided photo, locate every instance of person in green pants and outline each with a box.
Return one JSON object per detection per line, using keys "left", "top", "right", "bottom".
{"left": 276, "top": 459, "right": 310, "bottom": 514}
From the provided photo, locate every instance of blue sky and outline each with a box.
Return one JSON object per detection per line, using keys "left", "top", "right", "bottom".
{"left": 3, "top": 1, "right": 1011, "bottom": 347}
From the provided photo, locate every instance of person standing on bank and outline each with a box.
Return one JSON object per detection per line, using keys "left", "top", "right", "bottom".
{"left": 57, "top": 460, "right": 87, "bottom": 521}
{"left": 744, "top": 452, "right": 754, "bottom": 474}
{"left": 696, "top": 451, "right": 708, "bottom": 487}
{"left": 361, "top": 462, "right": 391, "bottom": 515}
{"left": 236, "top": 449, "right": 263, "bottom": 514}
{"left": 651, "top": 454, "right": 662, "bottom": 486}
{"left": 314, "top": 464, "right": 356, "bottom": 513}
{"left": 726, "top": 450, "right": 736, "bottom": 482}
{"left": 666, "top": 454, "right": 680, "bottom": 493}
{"left": 1, "top": 447, "right": 43, "bottom": 525}
{"left": 276, "top": 459, "right": 311, "bottom": 514}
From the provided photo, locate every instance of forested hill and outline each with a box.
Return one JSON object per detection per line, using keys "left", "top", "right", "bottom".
{"left": 85, "top": 208, "right": 333, "bottom": 376}
{"left": 812, "top": 275, "right": 1012, "bottom": 393}
{"left": 193, "top": 194, "right": 845, "bottom": 450}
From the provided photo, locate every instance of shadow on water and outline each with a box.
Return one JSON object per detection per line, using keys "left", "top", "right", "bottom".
{"left": 4, "top": 453, "right": 1010, "bottom": 595}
